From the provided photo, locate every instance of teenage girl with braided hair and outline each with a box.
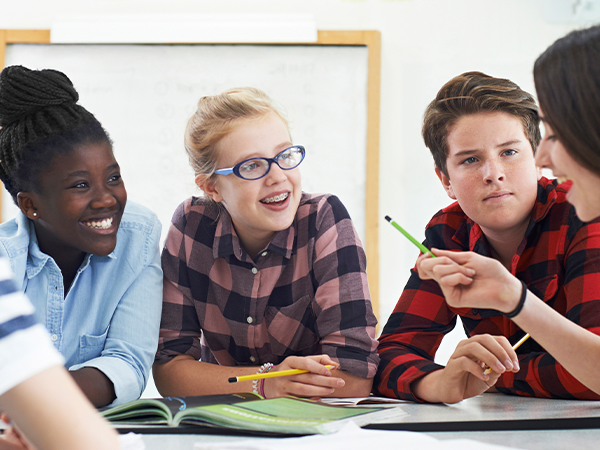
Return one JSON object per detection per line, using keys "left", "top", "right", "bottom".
{"left": 0, "top": 65, "right": 163, "bottom": 408}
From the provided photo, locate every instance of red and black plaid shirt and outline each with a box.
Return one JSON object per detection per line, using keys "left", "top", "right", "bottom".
{"left": 375, "top": 177, "right": 600, "bottom": 401}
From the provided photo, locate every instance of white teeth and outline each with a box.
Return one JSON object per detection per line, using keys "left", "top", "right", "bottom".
{"left": 556, "top": 177, "right": 569, "bottom": 184}
{"left": 84, "top": 217, "right": 113, "bottom": 229}
{"left": 261, "top": 192, "right": 289, "bottom": 204}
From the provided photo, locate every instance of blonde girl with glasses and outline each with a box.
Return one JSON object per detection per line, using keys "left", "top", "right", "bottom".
{"left": 153, "top": 87, "right": 379, "bottom": 399}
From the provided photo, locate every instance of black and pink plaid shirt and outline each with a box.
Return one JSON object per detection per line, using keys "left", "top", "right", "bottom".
{"left": 155, "top": 193, "right": 379, "bottom": 378}
{"left": 375, "top": 177, "right": 600, "bottom": 401}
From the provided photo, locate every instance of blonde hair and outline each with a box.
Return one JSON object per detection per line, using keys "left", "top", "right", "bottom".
{"left": 184, "top": 87, "right": 288, "bottom": 178}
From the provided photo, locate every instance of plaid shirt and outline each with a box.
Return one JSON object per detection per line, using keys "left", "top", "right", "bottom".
{"left": 375, "top": 177, "right": 600, "bottom": 401}
{"left": 155, "top": 193, "right": 379, "bottom": 378}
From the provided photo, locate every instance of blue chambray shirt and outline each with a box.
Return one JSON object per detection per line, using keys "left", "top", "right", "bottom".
{"left": 0, "top": 201, "right": 163, "bottom": 406}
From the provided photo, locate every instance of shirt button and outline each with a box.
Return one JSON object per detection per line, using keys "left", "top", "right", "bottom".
{"left": 247, "top": 316, "right": 253, "bottom": 324}
{"left": 51, "top": 334, "right": 58, "bottom": 341}
{"left": 250, "top": 356, "right": 256, "bottom": 362}
{"left": 472, "top": 308, "right": 479, "bottom": 315}
{"left": 251, "top": 267, "right": 258, "bottom": 274}
{"left": 261, "top": 251, "right": 268, "bottom": 257}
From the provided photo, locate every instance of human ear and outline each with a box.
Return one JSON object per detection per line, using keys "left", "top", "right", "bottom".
{"left": 195, "top": 174, "right": 223, "bottom": 203}
{"left": 435, "top": 167, "right": 457, "bottom": 200}
{"left": 16, "top": 193, "right": 40, "bottom": 220}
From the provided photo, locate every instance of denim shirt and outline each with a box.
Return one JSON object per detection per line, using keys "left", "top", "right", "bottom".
{"left": 0, "top": 201, "right": 163, "bottom": 406}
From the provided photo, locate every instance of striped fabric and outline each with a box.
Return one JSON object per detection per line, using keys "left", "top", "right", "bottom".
{"left": 0, "top": 258, "right": 63, "bottom": 395}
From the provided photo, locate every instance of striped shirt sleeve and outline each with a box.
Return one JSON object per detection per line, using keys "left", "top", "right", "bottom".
{"left": 0, "top": 258, "right": 63, "bottom": 395}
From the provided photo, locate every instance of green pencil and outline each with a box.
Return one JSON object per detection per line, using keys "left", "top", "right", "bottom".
{"left": 385, "top": 215, "right": 435, "bottom": 258}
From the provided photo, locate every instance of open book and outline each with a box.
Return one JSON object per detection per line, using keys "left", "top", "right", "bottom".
{"left": 101, "top": 393, "right": 404, "bottom": 435}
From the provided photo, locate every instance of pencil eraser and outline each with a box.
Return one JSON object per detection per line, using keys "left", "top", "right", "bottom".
{"left": 227, "top": 377, "right": 237, "bottom": 383}
{"left": 385, "top": 215, "right": 392, "bottom": 222}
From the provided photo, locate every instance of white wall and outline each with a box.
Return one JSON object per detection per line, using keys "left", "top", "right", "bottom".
{"left": 0, "top": 0, "right": 592, "bottom": 388}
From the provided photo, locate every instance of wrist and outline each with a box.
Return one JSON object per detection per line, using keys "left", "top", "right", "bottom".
{"left": 504, "top": 280, "right": 527, "bottom": 319}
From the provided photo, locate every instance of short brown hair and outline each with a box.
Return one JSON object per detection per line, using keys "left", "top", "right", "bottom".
{"left": 184, "top": 87, "right": 288, "bottom": 178}
{"left": 534, "top": 25, "right": 600, "bottom": 177}
{"left": 422, "top": 71, "right": 540, "bottom": 177}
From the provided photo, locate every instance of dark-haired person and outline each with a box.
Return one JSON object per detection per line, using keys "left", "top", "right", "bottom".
{"left": 375, "top": 71, "right": 600, "bottom": 403}
{"left": 0, "top": 65, "right": 162, "bottom": 408}
{"left": 0, "top": 259, "right": 121, "bottom": 450}
{"left": 414, "top": 26, "right": 600, "bottom": 397}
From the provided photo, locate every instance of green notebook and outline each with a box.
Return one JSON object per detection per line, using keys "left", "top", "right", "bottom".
{"left": 101, "top": 393, "right": 394, "bottom": 435}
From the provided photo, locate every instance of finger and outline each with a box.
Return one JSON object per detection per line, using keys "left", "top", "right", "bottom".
{"left": 449, "top": 355, "right": 494, "bottom": 382}
{"left": 432, "top": 263, "right": 475, "bottom": 282}
{"left": 281, "top": 355, "right": 336, "bottom": 376}
{"left": 417, "top": 255, "right": 459, "bottom": 279}
{"left": 465, "top": 335, "right": 515, "bottom": 373}
{"left": 437, "top": 272, "right": 475, "bottom": 290}
{"left": 284, "top": 380, "right": 338, "bottom": 398}
{"left": 431, "top": 249, "right": 475, "bottom": 264}
{"left": 454, "top": 339, "right": 509, "bottom": 374}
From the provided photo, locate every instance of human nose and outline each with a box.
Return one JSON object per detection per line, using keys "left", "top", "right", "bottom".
{"left": 482, "top": 159, "right": 504, "bottom": 183}
{"left": 264, "top": 160, "right": 287, "bottom": 184}
{"left": 90, "top": 186, "right": 117, "bottom": 208}
{"left": 535, "top": 139, "right": 552, "bottom": 169}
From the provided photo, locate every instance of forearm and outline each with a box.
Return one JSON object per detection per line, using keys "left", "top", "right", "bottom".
{"left": 510, "top": 292, "right": 600, "bottom": 397}
{"left": 1, "top": 366, "right": 119, "bottom": 450}
{"left": 70, "top": 367, "right": 116, "bottom": 408}
{"left": 153, "top": 355, "right": 260, "bottom": 396}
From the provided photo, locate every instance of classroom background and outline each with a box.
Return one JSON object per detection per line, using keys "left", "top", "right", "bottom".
{"left": 0, "top": 0, "right": 595, "bottom": 395}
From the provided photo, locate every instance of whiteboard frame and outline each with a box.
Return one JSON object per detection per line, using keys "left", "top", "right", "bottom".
{"left": 0, "top": 29, "right": 381, "bottom": 317}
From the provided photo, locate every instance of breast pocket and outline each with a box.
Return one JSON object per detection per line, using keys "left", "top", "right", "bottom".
{"left": 527, "top": 274, "right": 559, "bottom": 303}
{"left": 264, "top": 295, "right": 319, "bottom": 357}
{"left": 78, "top": 328, "right": 109, "bottom": 364}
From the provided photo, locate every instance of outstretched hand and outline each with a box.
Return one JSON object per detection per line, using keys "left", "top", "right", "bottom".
{"left": 262, "top": 354, "right": 344, "bottom": 399}
{"left": 416, "top": 249, "right": 522, "bottom": 313}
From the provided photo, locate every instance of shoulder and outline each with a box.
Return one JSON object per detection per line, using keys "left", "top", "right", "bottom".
{"left": 424, "top": 201, "right": 471, "bottom": 249}
{"left": 169, "top": 196, "right": 220, "bottom": 231}
{"left": 119, "top": 201, "right": 162, "bottom": 240}
{"left": 296, "top": 192, "right": 351, "bottom": 223}
{"left": 0, "top": 214, "right": 32, "bottom": 261}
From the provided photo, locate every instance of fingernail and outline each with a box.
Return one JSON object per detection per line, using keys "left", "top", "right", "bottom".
{"left": 496, "top": 362, "right": 506, "bottom": 372}
{"left": 337, "top": 379, "right": 345, "bottom": 387}
{"left": 467, "top": 268, "right": 475, "bottom": 275}
{"left": 504, "top": 359, "right": 514, "bottom": 370}
{"left": 514, "top": 360, "right": 520, "bottom": 371}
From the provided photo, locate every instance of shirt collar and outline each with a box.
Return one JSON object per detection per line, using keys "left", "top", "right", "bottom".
{"left": 22, "top": 214, "right": 117, "bottom": 279}
{"left": 212, "top": 208, "right": 294, "bottom": 261}
{"left": 464, "top": 176, "right": 558, "bottom": 253}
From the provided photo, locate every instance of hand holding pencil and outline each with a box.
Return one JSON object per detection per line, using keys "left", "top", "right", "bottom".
{"left": 230, "top": 355, "right": 343, "bottom": 399}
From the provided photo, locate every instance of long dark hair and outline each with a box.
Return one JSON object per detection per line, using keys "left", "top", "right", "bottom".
{"left": 534, "top": 25, "right": 600, "bottom": 177}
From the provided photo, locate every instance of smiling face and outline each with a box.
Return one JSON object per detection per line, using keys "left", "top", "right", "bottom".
{"left": 199, "top": 112, "right": 302, "bottom": 257}
{"left": 19, "top": 140, "right": 127, "bottom": 264}
{"left": 536, "top": 111, "right": 600, "bottom": 222}
{"left": 437, "top": 111, "right": 541, "bottom": 241}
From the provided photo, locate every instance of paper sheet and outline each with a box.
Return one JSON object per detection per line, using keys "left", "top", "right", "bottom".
{"left": 193, "top": 422, "right": 524, "bottom": 450}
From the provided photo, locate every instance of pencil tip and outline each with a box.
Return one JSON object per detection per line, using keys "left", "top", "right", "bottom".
{"left": 385, "top": 215, "right": 392, "bottom": 222}
{"left": 228, "top": 377, "right": 237, "bottom": 383}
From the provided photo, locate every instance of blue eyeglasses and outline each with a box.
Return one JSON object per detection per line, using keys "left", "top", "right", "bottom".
{"left": 214, "top": 145, "right": 305, "bottom": 180}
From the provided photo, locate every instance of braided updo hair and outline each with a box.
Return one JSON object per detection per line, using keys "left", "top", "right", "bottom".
{"left": 0, "top": 65, "right": 112, "bottom": 204}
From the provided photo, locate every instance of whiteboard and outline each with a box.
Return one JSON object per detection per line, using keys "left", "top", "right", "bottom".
{"left": 4, "top": 43, "right": 368, "bottom": 245}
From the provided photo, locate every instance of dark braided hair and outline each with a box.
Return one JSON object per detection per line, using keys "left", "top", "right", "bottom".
{"left": 0, "top": 65, "right": 112, "bottom": 204}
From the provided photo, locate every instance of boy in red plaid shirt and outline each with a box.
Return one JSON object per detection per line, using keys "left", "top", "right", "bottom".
{"left": 375, "top": 72, "right": 600, "bottom": 403}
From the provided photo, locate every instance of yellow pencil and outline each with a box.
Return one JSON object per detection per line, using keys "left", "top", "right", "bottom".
{"left": 483, "top": 334, "right": 530, "bottom": 375}
{"left": 228, "top": 365, "right": 334, "bottom": 383}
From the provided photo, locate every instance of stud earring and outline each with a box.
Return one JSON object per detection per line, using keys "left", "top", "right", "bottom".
{"left": 32, "top": 212, "right": 38, "bottom": 217}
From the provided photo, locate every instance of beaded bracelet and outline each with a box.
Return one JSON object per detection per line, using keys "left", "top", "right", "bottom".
{"left": 252, "top": 362, "right": 273, "bottom": 397}
{"left": 505, "top": 280, "right": 527, "bottom": 319}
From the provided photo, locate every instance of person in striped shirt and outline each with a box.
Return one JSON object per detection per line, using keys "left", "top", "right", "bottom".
{"left": 0, "top": 257, "right": 120, "bottom": 450}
